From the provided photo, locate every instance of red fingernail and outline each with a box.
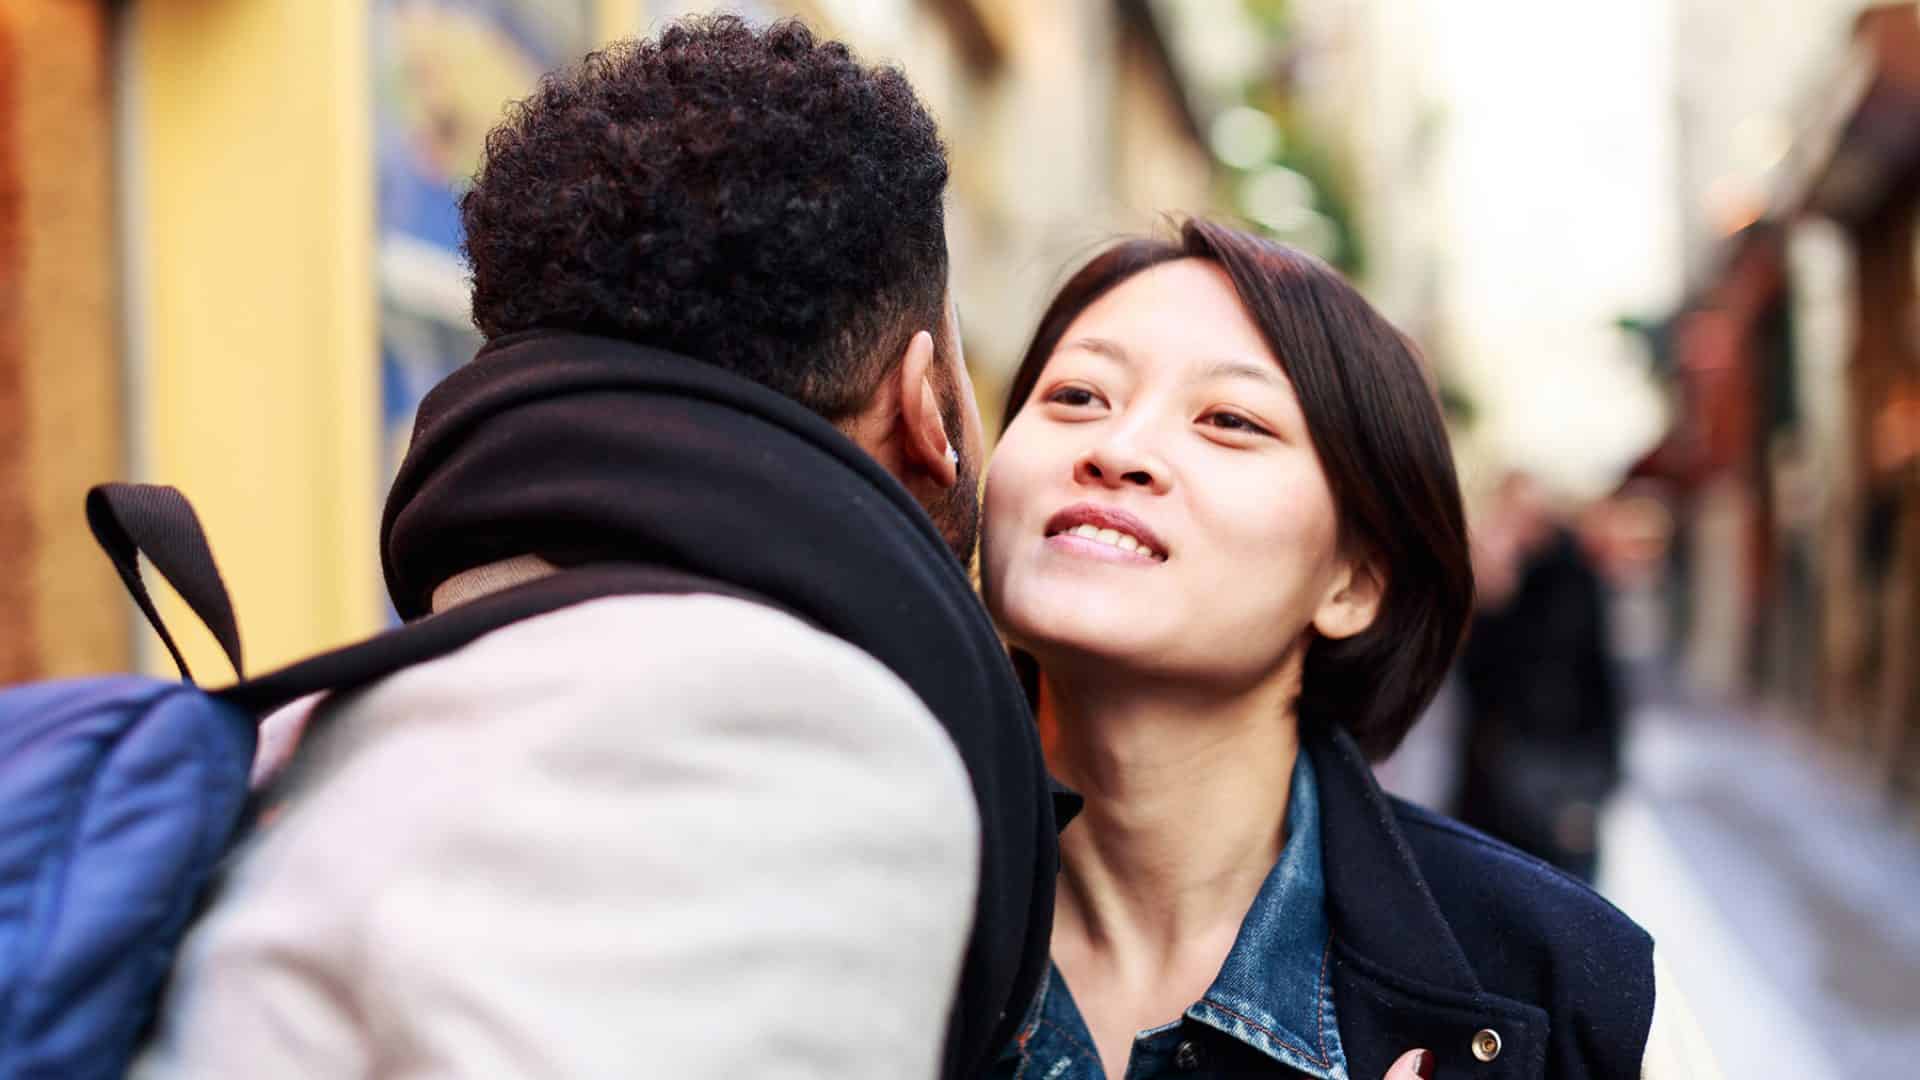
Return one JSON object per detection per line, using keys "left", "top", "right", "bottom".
{"left": 1413, "top": 1049, "right": 1434, "bottom": 1079}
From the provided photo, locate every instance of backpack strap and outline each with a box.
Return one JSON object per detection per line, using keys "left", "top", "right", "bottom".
{"left": 85, "top": 483, "right": 245, "bottom": 683}
{"left": 215, "top": 565, "right": 802, "bottom": 717}
{"left": 84, "top": 483, "right": 800, "bottom": 716}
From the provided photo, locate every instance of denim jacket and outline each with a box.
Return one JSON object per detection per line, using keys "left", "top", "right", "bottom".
{"left": 991, "top": 755, "right": 1349, "bottom": 1080}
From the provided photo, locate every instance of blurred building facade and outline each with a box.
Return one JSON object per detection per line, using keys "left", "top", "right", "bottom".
{"left": 1645, "top": 1, "right": 1920, "bottom": 804}
{"left": 1637, "top": 0, "right": 1863, "bottom": 702}
{"left": 1268, "top": 0, "right": 1680, "bottom": 504}
{"left": 0, "top": 0, "right": 1216, "bottom": 678}
{"left": 0, "top": 1, "right": 124, "bottom": 682}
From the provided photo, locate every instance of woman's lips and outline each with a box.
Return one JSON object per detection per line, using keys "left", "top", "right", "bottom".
{"left": 1042, "top": 503, "right": 1168, "bottom": 560}
{"left": 1045, "top": 530, "right": 1164, "bottom": 564}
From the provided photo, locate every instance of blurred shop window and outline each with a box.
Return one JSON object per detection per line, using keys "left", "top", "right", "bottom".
{"left": 652, "top": 0, "right": 780, "bottom": 21}
{"left": 374, "top": 0, "right": 598, "bottom": 484}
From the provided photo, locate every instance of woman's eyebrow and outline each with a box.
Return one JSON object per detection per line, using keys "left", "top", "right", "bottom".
{"left": 1060, "top": 336, "right": 1131, "bottom": 365}
{"left": 1062, "top": 338, "right": 1285, "bottom": 390}
{"left": 1199, "top": 359, "right": 1286, "bottom": 388}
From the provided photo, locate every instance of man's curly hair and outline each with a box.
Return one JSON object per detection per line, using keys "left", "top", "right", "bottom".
{"left": 461, "top": 16, "right": 951, "bottom": 421}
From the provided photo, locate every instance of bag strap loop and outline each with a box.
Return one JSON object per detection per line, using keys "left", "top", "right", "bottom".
{"left": 85, "top": 484, "right": 245, "bottom": 683}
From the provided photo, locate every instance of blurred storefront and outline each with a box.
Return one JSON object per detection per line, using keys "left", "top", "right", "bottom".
{"left": 1792, "top": 2, "right": 1920, "bottom": 798}
{"left": 0, "top": 2, "right": 123, "bottom": 683}
{"left": 0, "top": 0, "right": 1216, "bottom": 678}
{"left": 1647, "top": 2, "right": 1920, "bottom": 803}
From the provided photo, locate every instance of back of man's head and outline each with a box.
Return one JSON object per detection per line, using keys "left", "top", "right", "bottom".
{"left": 460, "top": 16, "right": 951, "bottom": 424}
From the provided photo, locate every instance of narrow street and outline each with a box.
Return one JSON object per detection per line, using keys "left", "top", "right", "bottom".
{"left": 1599, "top": 696, "right": 1920, "bottom": 1078}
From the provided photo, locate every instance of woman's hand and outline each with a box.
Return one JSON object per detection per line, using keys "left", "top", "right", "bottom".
{"left": 1383, "top": 1048, "right": 1435, "bottom": 1079}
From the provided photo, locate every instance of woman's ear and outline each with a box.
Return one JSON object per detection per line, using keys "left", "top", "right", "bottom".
{"left": 1312, "top": 554, "right": 1386, "bottom": 641}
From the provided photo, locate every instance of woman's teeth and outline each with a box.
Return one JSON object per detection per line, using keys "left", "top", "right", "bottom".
{"left": 1062, "top": 523, "right": 1160, "bottom": 560}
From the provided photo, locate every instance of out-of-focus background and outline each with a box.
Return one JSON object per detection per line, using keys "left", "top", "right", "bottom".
{"left": 2, "top": 0, "right": 1916, "bottom": 1071}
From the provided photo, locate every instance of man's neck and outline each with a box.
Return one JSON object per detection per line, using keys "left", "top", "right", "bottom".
{"left": 430, "top": 554, "right": 560, "bottom": 614}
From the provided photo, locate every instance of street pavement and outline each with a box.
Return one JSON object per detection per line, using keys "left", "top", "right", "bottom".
{"left": 1379, "top": 680, "right": 1920, "bottom": 1077}
{"left": 1601, "top": 697, "right": 1920, "bottom": 1078}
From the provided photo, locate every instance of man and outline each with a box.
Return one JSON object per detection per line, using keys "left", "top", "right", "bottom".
{"left": 136, "top": 18, "right": 1057, "bottom": 1079}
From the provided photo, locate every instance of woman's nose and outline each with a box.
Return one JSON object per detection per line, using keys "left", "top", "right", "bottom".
{"left": 1075, "top": 438, "right": 1169, "bottom": 493}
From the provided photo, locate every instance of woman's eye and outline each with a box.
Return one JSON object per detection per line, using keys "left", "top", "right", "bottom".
{"left": 1047, "top": 386, "right": 1100, "bottom": 408}
{"left": 1203, "top": 412, "right": 1271, "bottom": 436}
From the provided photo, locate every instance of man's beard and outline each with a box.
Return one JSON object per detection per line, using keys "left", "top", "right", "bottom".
{"left": 928, "top": 451, "right": 982, "bottom": 567}
{"left": 926, "top": 355, "right": 980, "bottom": 566}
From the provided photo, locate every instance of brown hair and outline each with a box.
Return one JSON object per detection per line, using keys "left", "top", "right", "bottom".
{"left": 1002, "top": 219, "right": 1472, "bottom": 759}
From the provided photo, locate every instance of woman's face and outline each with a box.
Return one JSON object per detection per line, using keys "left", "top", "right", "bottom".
{"left": 982, "top": 259, "right": 1376, "bottom": 688}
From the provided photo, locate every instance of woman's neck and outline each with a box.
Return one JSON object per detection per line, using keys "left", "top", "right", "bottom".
{"left": 1042, "top": 659, "right": 1303, "bottom": 977}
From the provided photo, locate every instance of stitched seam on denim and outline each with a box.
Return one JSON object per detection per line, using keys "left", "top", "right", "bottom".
{"left": 1003, "top": 960, "right": 1051, "bottom": 1078}
{"left": 1019, "top": 966, "right": 1051, "bottom": 1044}
{"left": 1197, "top": 999, "right": 1331, "bottom": 1067}
{"left": 1315, "top": 930, "right": 1332, "bottom": 1058}
{"left": 1034, "top": 1017, "right": 1100, "bottom": 1061}
{"left": 1010, "top": 1025, "right": 1033, "bottom": 1079}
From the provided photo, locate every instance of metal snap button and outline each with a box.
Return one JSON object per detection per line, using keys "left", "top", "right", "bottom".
{"left": 1173, "top": 1039, "right": 1201, "bottom": 1070}
{"left": 1472, "top": 1028, "right": 1502, "bottom": 1062}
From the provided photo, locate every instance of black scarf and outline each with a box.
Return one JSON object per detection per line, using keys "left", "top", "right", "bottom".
{"left": 381, "top": 330, "right": 1059, "bottom": 1078}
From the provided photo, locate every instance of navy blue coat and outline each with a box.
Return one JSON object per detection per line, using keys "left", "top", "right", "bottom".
{"left": 1307, "top": 722, "right": 1656, "bottom": 1079}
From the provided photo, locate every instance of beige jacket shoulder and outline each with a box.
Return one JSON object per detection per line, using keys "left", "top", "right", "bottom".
{"left": 135, "top": 593, "right": 980, "bottom": 1080}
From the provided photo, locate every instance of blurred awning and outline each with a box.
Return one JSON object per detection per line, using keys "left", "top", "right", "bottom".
{"left": 1628, "top": 224, "right": 1790, "bottom": 492}
{"left": 921, "top": 0, "right": 1204, "bottom": 144}
{"left": 1632, "top": 7, "right": 1920, "bottom": 496}
{"left": 924, "top": 0, "right": 1015, "bottom": 70}
{"left": 1116, "top": 0, "right": 1206, "bottom": 145}
{"left": 1786, "top": 4, "right": 1920, "bottom": 227}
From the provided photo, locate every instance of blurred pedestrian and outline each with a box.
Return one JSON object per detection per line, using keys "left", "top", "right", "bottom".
{"left": 1458, "top": 471, "right": 1625, "bottom": 882}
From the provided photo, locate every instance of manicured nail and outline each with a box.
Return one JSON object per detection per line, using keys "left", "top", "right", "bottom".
{"left": 1413, "top": 1049, "right": 1434, "bottom": 1079}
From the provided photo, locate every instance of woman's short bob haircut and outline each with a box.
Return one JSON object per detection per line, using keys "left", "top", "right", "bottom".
{"left": 1002, "top": 218, "right": 1473, "bottom": 760}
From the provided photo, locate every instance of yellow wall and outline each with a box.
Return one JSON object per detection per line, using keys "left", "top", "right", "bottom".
{"left": 124, "top": 0, "right": 647, "bottom": 678}
{"left": 600, "top": 0, "right": 651, "bottom": 39}
{"left": 127, "top": 0, "right": 380, "bottom": 676}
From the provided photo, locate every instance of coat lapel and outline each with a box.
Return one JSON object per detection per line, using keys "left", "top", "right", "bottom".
{"left": 1306, "top": 724, "right": 1551, "bottom": 1079}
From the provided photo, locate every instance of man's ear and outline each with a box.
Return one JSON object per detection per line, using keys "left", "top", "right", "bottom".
{"left": 1312, "top": 555, "right": 1386, "bottom": 641}
{"left": 897, "top": 329, "right": 958, "bottom": 488}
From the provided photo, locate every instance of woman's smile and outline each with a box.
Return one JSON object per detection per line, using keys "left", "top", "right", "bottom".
{"left": 1043, "top": 503, "right": 1168, "bottom": 564}
{"left": 1044, "top": 529, "right": 1163, "bottom": 565}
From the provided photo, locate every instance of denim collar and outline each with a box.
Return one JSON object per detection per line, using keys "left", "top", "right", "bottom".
{"left": 1002, "top": 752, "right": 1347, "bottom": 1078}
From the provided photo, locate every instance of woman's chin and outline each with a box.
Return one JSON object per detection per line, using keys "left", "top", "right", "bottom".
{"left": 999, "top": 605, "right": 1167, "bottom": 675}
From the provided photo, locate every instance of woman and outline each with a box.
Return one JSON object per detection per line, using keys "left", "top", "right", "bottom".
{"left": 981, "top": 220, "right": 1708, "bottom": 1079}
